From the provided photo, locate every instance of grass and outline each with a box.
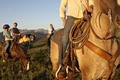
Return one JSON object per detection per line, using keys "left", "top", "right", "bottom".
{"left": 0, "top": 37, "right": 119, "bottom": 80}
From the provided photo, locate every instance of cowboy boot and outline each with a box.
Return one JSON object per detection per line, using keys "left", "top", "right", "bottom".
{"left": 55, "top": 51, "right": 70, "bottom": 79}
{"left": 55, "top": 63, "right": 67, "bottom": 79}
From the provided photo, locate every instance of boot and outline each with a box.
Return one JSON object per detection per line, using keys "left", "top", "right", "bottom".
{"left": 55, "top": 63, "right": 67, "bottom": 79}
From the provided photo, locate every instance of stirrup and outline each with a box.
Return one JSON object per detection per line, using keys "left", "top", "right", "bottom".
{"left": 55, "top": 64, "right": 68, "bottom": 79}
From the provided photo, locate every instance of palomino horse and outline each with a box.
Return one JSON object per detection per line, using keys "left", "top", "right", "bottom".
{"left": 0, "top": 40, "right": 30, "bottom": 71}
{"left": 50, "top": 0, "right": 120, "bottom": 80}
{"left": 18, "top": 34, "right": 36, "bottom": 52}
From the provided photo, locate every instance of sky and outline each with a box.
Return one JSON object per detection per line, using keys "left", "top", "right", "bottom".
{"left": 0, "top": 0, "right": 62, "bottom": 32}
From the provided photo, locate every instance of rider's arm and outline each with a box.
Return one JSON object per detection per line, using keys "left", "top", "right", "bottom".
{"left": 59, "top": 0, "right": 68, "bottom": 26}
{"left": 61, "top": 17, "right": 66, "bottom": 27}
{"left": 3, "top": 30, "right": 13, "bottom": 41}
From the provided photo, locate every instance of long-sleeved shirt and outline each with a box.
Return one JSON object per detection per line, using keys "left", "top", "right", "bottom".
{"left": 59, "top": 0, "right": 93, "bottom": 18}
{"left": 48, "top": 27, "right": 55, "bottom": 35}
{"left": 3, "top": 29, "right": 12, "bottom": 41}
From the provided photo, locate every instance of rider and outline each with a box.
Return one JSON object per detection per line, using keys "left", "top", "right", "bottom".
{"left": 47, "top": 24, "right": 55, "bottom": 47}
{"left": 10, "top": 22, "right": 21, "bottom": 42}
{"left": 3, "top": 24, "right": 13, "bottom": 57}
{"left": 57, "top": 0, "right": 93, "bottom": 78}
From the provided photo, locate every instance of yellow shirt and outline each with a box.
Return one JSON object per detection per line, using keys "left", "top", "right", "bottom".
{"left": 59, "top": 0, "right": 93, "bottom": 18}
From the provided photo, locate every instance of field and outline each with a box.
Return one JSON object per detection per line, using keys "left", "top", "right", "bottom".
{"left": 0, "top": 37, "right": 119, "bottom": 80}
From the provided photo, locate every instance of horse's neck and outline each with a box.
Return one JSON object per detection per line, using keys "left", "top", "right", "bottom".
{"left": 93, "top": 0, "right": 119, "bottom": 14}
{"left": 93, "top": 0, "right": 103, "bottom": 13}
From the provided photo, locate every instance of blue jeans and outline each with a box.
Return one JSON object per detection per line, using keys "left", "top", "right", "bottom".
{"left": 5, "top": 40, "right": 11, "bottom": 54}
{"left": 59, "top": 16, "right": 78, "bottom": 64}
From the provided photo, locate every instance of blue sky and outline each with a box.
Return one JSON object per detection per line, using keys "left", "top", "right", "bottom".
{"left": 0, "top": 0, "right": 62, "bottom": 32}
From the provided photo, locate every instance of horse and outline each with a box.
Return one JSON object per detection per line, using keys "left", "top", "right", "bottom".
{"left": 0, "top": 34, "right": 36, "bottom": 71}
{"left": 0, "top": 40, "right": 30, "bottom": 71}
{"left": 18, "top": 34, "right": 36, "bottom": 52}
{"left": 50, "top": 0, "right": 120, "bottom": 80}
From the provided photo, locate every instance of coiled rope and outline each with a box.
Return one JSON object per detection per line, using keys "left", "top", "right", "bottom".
{"left": 69, "top": 19, "right": 91, "bottom": 49}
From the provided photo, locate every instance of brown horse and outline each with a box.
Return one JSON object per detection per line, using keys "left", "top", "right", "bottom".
{"left": 50, "top": 0, "right": 120, "bottom": 80}
{"left": 0, "top": 40, "right": 30, "bottom": 71}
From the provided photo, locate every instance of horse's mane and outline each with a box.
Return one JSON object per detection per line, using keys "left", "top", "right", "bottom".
{"left": 25, "top": 34, "right": 32, "bottom": 38}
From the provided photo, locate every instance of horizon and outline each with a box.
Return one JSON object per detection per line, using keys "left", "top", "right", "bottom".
{"left": 1, "top": 0, "right": 120, "bottom": 32}
{"left": 0, "top": 0, "right": 63, "bottom": 32}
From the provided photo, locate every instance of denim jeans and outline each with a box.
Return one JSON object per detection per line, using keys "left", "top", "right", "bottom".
{"left": 5, "top": 40, "right": 11, "bottom": 54}
{"left": 59, "top": 16, "right": 78, "bottom": 64}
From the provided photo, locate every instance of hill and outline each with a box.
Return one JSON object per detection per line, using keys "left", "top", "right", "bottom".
{"left": 0, "top": 29, "right": 48, "bottom": 41}
{"left": 0, "top": 37, "right": 119, "bottom": 80}
{"left": 0, "top": 37, "right": 54, "bottom": 80}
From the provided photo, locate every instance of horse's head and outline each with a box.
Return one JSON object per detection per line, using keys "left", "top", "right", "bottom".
{"left": 19, "top": 34, "right": 36, "bottom": 45}
{"left": 24, "top": 34, "right": 36, "bottom": 43}
{"left": 28, "top": 34, "right": 36, "bottom": 42}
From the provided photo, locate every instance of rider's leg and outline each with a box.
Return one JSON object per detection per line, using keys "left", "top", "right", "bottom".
{"left": 57, "top": 16, "right": 76, "bottom": 78}
{"left": 5, "top": 40, "right": 11, "bottom": 56}
{"left": 59, "top": 16, "right": 75, "bottom": 64}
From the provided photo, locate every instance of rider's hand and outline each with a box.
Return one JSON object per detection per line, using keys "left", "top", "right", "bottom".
{"left": 87, "top": 5, "right": 93, "bottom": 13}
{"left": 61, "top": 17, "right": 66, "bottom": 27}
{"left": 10, "top": 38, "right": 14, "bottom": 41}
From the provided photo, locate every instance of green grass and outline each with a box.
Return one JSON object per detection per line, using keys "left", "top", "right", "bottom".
{"left": 0, "top": 37, "right": 54, "bottom": 80}
{"left": 0, "top": 37, "right": 119, "bottom": 80}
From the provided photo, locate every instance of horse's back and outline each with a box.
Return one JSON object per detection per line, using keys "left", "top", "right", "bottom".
{"left": 51, "top": 28, "right": 64, "bottom": 45}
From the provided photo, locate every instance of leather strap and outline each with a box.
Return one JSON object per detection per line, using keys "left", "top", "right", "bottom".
{"left": 85, "top": 41, "right": 112, "bottom": 61}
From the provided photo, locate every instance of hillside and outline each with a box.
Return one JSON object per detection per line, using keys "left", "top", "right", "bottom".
{"left": 0, "top": 29, "right": 48, "bottom": 41}
{"left": 0, "top": 37, "right": 54, "bottom": 80}
{"left": 0, "top": 37, "right": 120, "bottom": 80}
